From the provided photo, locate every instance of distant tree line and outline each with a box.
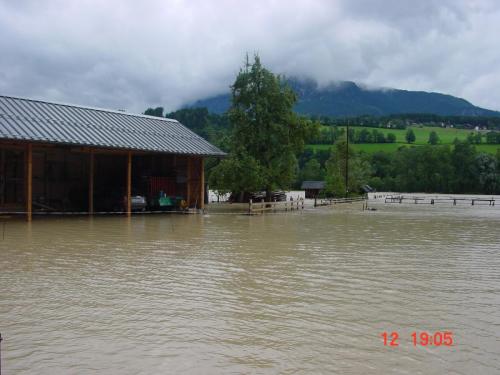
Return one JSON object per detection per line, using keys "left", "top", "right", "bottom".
{"left": 297, "top": 140, "right": 500, "bottom": 195}
{"left": 310, "top": 127, "right": 397, "bottom": 144}
{"left": 142, "top": 105, "right": 500, "bottom": 195}
{"left": 308, "top": 113, "right": 500, "bottom": 130}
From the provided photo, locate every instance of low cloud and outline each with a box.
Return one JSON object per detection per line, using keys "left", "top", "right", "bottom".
{"left": 1, "top": 0, "right": 499, "bottom": 112}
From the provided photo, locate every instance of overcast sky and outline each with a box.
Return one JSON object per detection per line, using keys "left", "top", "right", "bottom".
{"left": 1, "top": 0, "right": 499, "bottom": 113}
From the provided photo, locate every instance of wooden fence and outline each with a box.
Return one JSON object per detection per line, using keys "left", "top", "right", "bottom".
{"left": 248, "top": 198, "right": 305, "bottom": 214}
{"left": 314, "top": 196, "right": 367, "bottom": 207}
{"left": 385, "top": 195, "right": 496, "bottom": 206}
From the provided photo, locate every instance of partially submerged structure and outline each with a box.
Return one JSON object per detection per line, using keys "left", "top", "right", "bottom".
{"left": 0, "top": 95, "right": 225, "bottom": 220}
{"left": 301, "top": 181, "right": 326, "bottom": 199}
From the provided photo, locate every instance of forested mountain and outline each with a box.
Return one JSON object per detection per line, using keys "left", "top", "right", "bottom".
{"left": 189, "top": 78, "right": 500, "bottom": 117}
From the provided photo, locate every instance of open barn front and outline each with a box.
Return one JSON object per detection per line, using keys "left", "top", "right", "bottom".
{"left": 92, "top": 153, "right": 195, "bottom": 213}
{"left": 0, "top": 141, "right": 206, "bottom": 220}
{"left": 0, "top": 143, "right": 91, "bottom": 214}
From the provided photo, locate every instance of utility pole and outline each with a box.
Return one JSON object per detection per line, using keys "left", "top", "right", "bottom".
{"left": 345, "top": 119, "right": 349, "bottom": 198}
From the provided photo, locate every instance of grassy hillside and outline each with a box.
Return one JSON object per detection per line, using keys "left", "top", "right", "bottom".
{"left": 306, "top": 126, "right": 500, "bottom": 154}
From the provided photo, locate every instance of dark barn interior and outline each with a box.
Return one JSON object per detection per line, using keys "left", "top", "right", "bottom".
{"left": 0, "top": 144, "right": 198, "bottom": 215}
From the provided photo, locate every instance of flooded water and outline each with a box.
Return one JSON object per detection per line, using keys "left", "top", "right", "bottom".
{"left": 1, "top": 201, "right": 500, "bottom": 374}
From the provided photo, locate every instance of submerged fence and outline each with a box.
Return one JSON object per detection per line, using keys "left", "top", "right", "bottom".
{"left": 248, "top": 198, "right": 305, "bottom": 214}
{"left": 314, "top": 196, "right": 367, "bottom": 207}
{"left": 384, "top": 195, "right": 497, "bottom": 206}
{"left": 248, "top": 196, "right": 368, "bottom": 214}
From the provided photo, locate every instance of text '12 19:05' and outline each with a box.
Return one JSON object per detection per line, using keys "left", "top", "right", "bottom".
{"left": 381, "top": 331, "right": 454, "bottom": 347}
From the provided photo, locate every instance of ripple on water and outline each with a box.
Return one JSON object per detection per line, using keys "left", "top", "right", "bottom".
{"left": 1, "top": 205, "right": 500, "bottom": 374}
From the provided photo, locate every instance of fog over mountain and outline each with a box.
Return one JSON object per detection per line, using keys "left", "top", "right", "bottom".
{"left": 190, "top": 78, "right": 500, "bottom": 117}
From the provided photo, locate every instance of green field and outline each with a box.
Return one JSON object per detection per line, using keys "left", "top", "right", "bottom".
{"left": 307, "top": 143, "right": 418, "bottom": 153}
{"left": 476, "top": 144, "right": 500, "bottom": 154}
{"left": 307, "top": 126, "right": 500, "bottom": 154}
{"left": 333, "top": 125, "right": 473, "bottom": 144}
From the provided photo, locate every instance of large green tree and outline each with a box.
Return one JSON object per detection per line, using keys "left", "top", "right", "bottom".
{"left": 209, "top": 55, "right": 318, "bottom": 200}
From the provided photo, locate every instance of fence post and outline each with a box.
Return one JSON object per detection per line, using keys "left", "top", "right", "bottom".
{"left": 249, "top": 199, "right": 252, "bottom": 214}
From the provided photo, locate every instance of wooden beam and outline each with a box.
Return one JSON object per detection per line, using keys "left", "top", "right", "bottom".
{"left": 0, "top": 148, "right": 4, "bottom": 207}
{"left": 186, "top": 156, "right": 192, "bottom": 207}
{"left": 25, "top": 143, "right": 32, "bottom": 222}
{"left": 126, "top": 151, "right": 132, "bottom": 216}
{"left": 89, "top": 150, "right": 94, "bottom": 215}
{"left": 200, "top": 157, "right": 204, "bottom": 210}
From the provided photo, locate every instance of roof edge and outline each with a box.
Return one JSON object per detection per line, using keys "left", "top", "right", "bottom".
{"left": 0, "top": 94, "right": 179, "bottom": 123}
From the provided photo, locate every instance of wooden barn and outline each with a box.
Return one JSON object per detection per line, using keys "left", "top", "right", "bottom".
{"left": 0, "top": 95, "right": 225, "bottom": 220}
{"left": 301, "top": 181, "right": 326, "bottom": 199}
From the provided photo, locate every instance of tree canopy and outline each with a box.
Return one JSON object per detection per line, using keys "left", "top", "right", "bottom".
{"left": 209, "top": 55, "right": 318, "bottom": 199}
{"left": 405, "top": 128, "right": 416, "bottom": 144}
{"left": 428, "top": 130, "right": 440, "bottom": 145}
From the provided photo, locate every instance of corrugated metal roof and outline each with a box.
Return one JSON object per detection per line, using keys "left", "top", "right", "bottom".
{"left": 0, "top": 95, "right": 226, "bottom": 156}
{"left": 301, "top": 181, "right": 326, "bottom": 190}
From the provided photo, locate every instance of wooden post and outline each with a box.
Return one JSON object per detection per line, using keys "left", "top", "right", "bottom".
{"left": 89, "top": 150, "right": 94, "bottom": 215}
{"left": 126, "top": 151, "right": 132, "bottom": 216}
{"left": 249, "top": 199, "right": 252, "bottom": 214}
{"left": 187, "top": 157, "right": 192, "bottom": 207}
{"left": 25, "top": 143, "right": 32, "bottom": 221}
{"left": 0, "top": 149, "right": 4, "bottom": 207}
{"left": 199, "top": 158, "right": 204, "bottom": 210}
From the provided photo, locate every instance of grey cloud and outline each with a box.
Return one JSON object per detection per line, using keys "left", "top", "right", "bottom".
{"left": 0, "top": 0, "right": 499, "bottom": 112}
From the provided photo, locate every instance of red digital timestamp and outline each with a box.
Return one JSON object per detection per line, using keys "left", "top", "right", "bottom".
{"left": 381, "top": 331, "right": 454, "bottom": 347}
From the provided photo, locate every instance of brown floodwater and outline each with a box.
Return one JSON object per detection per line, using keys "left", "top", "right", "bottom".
{"left": 1, "top": 202, "right": 499, "bottom": 374}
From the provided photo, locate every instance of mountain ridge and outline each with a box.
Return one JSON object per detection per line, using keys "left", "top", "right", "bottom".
{"left": 188, "top": 78, "right": 500, "bottom": 117}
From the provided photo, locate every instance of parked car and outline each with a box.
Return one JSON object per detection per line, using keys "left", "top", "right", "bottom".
{"left": 130, "top": 195, "right": 147, "bottom": 211}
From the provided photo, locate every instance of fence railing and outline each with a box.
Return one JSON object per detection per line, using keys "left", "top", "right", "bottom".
{"left": 314, "top": 196, "right": 366, "bottom": 207}
{"left": 384, "top": 195, "right": 497, "bottom": 206}
{"left": 248, "top": 198, "right": 305, "bottom": 214}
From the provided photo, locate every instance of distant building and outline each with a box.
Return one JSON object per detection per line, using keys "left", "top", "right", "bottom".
{"left": 0, "top": 95, "right": 225, "bottom": 220}
{"left": 301, "top": 181, "right": 325, "bottom": 198}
